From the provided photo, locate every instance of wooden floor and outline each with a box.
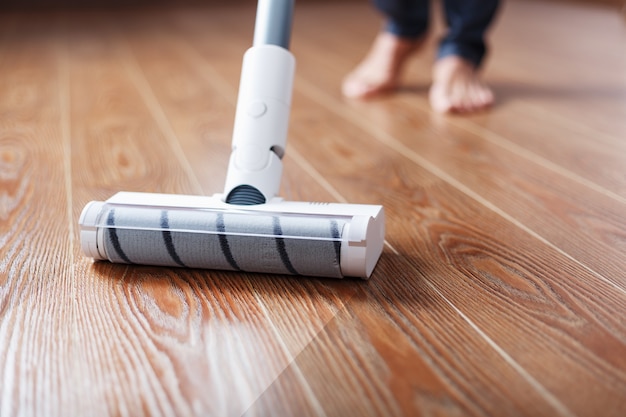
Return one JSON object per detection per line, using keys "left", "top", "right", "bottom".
{"left": 1, "top": 0, "right": 625, "bottom": 415}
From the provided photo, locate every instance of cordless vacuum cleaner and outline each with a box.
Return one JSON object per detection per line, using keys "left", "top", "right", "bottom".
{"left": 78, "top": 0, "right": 385, "bottom": 278}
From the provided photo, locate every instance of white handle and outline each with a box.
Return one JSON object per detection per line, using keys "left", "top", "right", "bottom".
{"left": 223, "top": 44, "right": 295, "bottom": 203}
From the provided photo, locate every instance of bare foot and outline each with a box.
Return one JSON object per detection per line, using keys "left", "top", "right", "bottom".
{"left": 342, "top": 32, "right": 422, "bottom": 99}
{"left": 429, "top": 56, "right": 494, "bottom": 114}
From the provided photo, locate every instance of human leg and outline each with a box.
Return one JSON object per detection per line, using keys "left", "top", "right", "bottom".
{"left": 430, "top": 0, "right": 500, "bottom": 113}
{"left": 374, "top": 0, "right": 430, "bottom": 39}
{"left": 342, "top": 0, "right": 429, "bottom": 99}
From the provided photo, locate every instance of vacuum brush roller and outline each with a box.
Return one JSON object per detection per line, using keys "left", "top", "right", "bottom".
{"left": 79, "top": 192, "right": 385, "bottom": 279}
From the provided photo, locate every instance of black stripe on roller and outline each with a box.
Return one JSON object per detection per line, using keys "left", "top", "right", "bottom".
{"left": 217, "top": 213, "right": 242, "bottom": 271}
{"left": 160, "top": 210, "right": 187, "bottom": 267}
{"left": 330, "top": 220, "right": 342, "bottom": 262}
{"left": 273, "top": 216, "right": 299, "bottom": 275}
{"left": 106, "top": 209, "right": 134, "bottom": 264}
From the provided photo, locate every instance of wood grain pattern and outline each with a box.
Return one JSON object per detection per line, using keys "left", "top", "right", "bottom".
{"left": 0, "top": 14, "right": 77, "bottom": 415}
{"left": 0, "top": 1, "right": 625, "bottom": 416}
{"left": 65, "top": 17, "right": 318, "bottom": 416}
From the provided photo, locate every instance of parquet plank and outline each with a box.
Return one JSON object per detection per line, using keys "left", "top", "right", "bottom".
{"left": 282, "top": 92, "right": 626, "bottom": 416}
{"left": 474, "top": 0, "right": 626, "bottom": 196}
{"left": 295, "top": 81, "right": 626, "bottom": 291}
{"left": 488, "top": 0, "right": 626, "bottom": 137}
{"left": 246, "top": 257, "right": 570, "bottom": 417}
{"left": 63, "top": 13, "right": 319, "bottom": 416}
{"left": 0, "top": 14, "right": 76, "bottom": 416}
{"left": 284, "top": 3, "right": 626, "bottom": 290}
{"left": 291, "top": 0, "right": 626, "bottom": 198}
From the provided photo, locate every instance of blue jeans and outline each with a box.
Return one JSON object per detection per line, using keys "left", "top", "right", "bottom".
{"left": 373, "top": 0, "right": 500, "bottom": 67}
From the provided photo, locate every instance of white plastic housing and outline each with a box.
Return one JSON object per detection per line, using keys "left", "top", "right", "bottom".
{"left": 223, "top": 44, "right": 296, "bottom": 202}
{"left": 79, "top": 192, "right": 385, "bottom": 279}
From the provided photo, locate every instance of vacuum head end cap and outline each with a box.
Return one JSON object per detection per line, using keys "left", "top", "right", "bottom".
{"left": 79, "top": 201, "right": 106, "bottom": 261}
{"left": 340, "top": 208, "right": 385, "bottom": 279}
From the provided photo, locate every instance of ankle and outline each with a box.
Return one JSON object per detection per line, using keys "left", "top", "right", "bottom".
{"left": 377, "top": 31, "right": 423, "bottom": 56}
{"left": 433, "top": 55, "right": 476, "bottom": 80}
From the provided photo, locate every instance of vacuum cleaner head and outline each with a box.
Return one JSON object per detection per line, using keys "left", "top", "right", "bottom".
{"left": 78, "top": 0, "right": 385, "bottom": 279}
{"left": 80, "top": 192, "right": 384, "bottom": 278}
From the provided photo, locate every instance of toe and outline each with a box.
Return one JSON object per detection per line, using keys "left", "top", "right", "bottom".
{"left": 342, "top": 77, "right": 367, "bottom": 98}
